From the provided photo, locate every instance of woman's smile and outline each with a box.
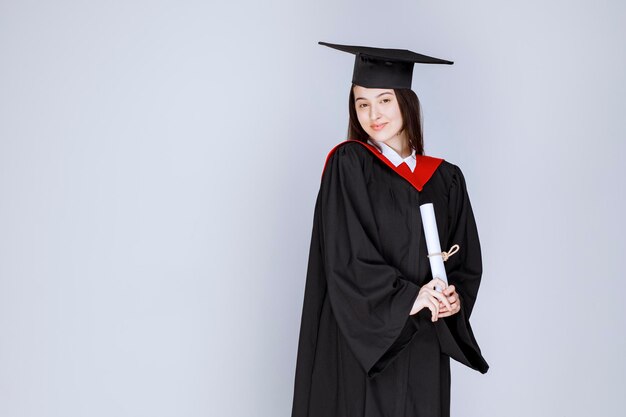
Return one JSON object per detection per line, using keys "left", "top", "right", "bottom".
{"left": 371, "top": 122, "right": 387, "bottom": 131}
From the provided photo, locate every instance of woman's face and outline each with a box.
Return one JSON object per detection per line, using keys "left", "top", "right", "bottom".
{"left": 353, "top": 85, "right": 403, "bottom": 143}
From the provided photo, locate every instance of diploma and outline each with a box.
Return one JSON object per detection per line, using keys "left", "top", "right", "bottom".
{"left": 420, "top": 203, "right": 460, "bottom": 292}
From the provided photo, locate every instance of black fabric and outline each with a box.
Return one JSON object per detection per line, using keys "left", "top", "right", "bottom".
{"left": 318, "top": 41, "right": 453, "bottom": 89}
{"left": 291, "top": 141, "right": 488, "bottom": 417}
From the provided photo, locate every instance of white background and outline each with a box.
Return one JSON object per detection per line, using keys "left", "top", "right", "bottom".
{"left": 1, "top": 1, "right": 624, "bottom": 416}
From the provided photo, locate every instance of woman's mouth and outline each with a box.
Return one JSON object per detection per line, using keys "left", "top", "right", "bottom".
{"left": 371, "top": 123, "right": 387, "bottom": 131}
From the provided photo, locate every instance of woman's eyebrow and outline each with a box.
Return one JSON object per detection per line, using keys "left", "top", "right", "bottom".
{"left": 355, "top": 92, "right": 393, "bottom": 101}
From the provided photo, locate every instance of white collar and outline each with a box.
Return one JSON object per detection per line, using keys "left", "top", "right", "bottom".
{"left": 367, "top": 139, "right": 416, "bottom": 172}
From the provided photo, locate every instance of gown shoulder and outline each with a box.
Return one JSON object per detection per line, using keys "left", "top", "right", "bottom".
{"left": 324, "top": 140, "right": 370, "bottom": 162}
{"left": 434, "top": 159, "right": 463, "bottom": 182}
{"left": 320, "top": 140, "right": 373, "bottom": 182}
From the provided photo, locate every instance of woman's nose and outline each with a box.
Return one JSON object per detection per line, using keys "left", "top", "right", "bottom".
{"left": 369, "top": 105, "right": 381, "bottom": 119}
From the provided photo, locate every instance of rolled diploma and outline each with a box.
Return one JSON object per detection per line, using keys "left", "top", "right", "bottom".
{"left": 419, "top": 203, "right": 447, "bottom": 292}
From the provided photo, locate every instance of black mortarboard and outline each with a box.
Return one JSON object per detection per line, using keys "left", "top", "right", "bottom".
{"left": 318, "top": 41, "right": 453, "bottom": 89}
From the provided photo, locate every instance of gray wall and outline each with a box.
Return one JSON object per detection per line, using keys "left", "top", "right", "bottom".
{"left": 1, "top": 1, "right": 624, "bottom": 416}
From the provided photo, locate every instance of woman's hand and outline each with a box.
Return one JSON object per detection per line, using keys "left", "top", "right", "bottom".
{"left": 436, "top": 284, "right": 461, "bottom": 318}
{"left": 409, "top": 278, "right": 452, "bottom": 321}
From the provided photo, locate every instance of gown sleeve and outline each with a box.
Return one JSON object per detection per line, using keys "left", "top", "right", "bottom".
{"left": 319, "top": 143, "right": 421, "bottom": 379}
{"left": 440, "top": 164, "right": 489, "bottom": 373}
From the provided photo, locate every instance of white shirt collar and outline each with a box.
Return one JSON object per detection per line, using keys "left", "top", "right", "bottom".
{"left": 367, "top": 139, "right": 416, "bottom": 172}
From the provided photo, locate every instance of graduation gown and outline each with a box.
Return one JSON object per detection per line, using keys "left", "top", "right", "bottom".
{"left": 291, "top": 140, "right": 489, "bottom": 417}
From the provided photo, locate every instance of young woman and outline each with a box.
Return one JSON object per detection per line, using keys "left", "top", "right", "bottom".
{"left": 291, "top": 42, "right": 489, "bottom": 417}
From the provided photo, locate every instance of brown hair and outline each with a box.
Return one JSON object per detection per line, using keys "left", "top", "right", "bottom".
{"left": 347, "top": 84, "right": 424, "bottom": 155}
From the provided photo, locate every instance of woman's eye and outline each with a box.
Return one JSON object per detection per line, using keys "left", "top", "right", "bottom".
{"left": 381, "top": 98, "right": 391, "bottom": 104}
{"left": 358, "top": 103, "right": 368, "bottom": 108}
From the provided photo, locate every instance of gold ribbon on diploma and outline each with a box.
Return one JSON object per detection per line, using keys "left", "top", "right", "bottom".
{"left": 426, "top": 244, "right": 460, "bottom": 262}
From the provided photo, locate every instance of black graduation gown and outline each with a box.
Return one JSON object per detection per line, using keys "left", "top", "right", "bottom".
{"left": 291, "top": 140, "right": 489, "bottom": 417}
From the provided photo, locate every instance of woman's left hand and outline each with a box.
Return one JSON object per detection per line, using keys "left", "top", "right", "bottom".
{"left": 436, "top": 284, "right": 461, "bottom": 317}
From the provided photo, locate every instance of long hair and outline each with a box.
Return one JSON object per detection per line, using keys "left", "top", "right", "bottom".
{"left": 347, "top": 84, "right": 424, "bottom": 156}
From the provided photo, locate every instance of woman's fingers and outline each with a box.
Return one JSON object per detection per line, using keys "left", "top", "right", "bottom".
{"left": 418, "top": 290, "right": 439, "bottom": 321}
{"left": 438, "top": 299, "right": 460, "bottom": 316}
{"left": 443, "top": 284, "right": 455, "bottom": 295}
{"left": 439, "top": 295, "right": 456, "bottom": 304}
{"left": 427, "top": 278, "right": 447, "bottom": 292}
{"left": 424, "top": 287, "right": 452, "bottom": 311}
{"left": 437, "top": 308, "right": 449, "bottom": 317}
{"left": 437, "top": 309, "right": 453, "bottom": 318}
{"left": 418, "top": 280, "right": 457, "bottom": 321}
{"left": 439, "top": 285, "right": 458, "bottom": 312}
{"left": 427, "top": 295, "right": 439, "bottom": 321}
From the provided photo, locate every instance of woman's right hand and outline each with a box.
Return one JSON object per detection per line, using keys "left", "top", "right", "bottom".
{"left": 409, "top": 278, "right": 452, "bottom": 321}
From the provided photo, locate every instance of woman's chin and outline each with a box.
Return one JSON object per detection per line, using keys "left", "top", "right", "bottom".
{"left": 368, "top": 133, "right": 392, "bottom": 143}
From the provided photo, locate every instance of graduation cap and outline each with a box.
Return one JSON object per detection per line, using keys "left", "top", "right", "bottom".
{"left": 318, "top": 41, "right": 453, "bottom": 89}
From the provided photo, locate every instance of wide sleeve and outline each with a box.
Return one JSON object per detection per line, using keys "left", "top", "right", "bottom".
{"left": 440, "top": 164, "right": 489, "bottom": 373}
{"left": 319, "top": 144, "right": 421, "bottom": 378}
